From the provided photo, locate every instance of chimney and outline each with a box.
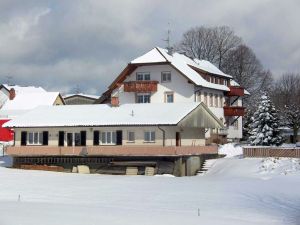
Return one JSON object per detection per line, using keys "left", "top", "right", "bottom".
{"left": 111, "top": 96, "right": 119, "bottom": 107}
{"left": 167, "top": 46, "right": 173, "bottom": 55}
{"left": 9, "top": 88, "right": 16, "bottom": 100}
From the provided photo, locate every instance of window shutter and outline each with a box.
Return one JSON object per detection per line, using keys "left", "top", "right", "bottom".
{"left": 93, "top": 131, "right": 99, "bottom": 146}
{"left": 42, "top": 131, "right": 49, "bottom": 145}
{"left": 80, "top": 131, "right": 86, "bottom": 146}
{"left": 21, "top": 131, "right": 27, "bottom": 146}
{"left": 58, "top": 131, "right": 64, "bottom": 146}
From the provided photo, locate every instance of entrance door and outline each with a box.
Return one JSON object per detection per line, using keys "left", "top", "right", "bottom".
{"left": 176, "top": 132, "right": 181, "bottom": 146}
{"left": 116, "top": 130, "right": 123, "bottom": 145}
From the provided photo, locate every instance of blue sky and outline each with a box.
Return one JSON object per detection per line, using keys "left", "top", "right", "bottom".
{"left": 0, "top": 0, "right": 299, "bottom": 95}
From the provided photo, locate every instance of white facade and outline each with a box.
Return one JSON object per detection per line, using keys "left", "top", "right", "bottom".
{"left": 108, "top": 47, "right": 246, "bottom": 141}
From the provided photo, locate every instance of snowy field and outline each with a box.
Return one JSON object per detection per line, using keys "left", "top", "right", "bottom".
{"left": 0, "top": 144, "right": 299, "bottom": 225}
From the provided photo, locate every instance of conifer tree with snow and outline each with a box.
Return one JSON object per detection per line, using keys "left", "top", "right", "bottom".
{"left": 249, "top": 93, "right": 283, "bottom": 146}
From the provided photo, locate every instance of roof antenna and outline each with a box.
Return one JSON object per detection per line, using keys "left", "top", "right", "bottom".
{"left": 163, "top": 22, "right": 173, "bottom": 55}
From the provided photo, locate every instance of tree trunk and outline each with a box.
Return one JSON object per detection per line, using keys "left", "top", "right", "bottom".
{"left": 293, "top": 126, "right": 299, "bottom": 143}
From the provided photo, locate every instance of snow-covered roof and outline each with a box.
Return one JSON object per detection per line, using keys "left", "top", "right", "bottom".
{"left": 1, "top": 84, "right": 46, "bottom": 93}
{"left": 130, "top": 47, "right": 233, "bottom": 91}
{"left": 4, "top": 102, "right": 222, "bottom": 128}
{"left": 64, "top": 93, "right": 99, "bottom": 100}
{"left": 1, "top": 92, "right": 61, "bottom": 111}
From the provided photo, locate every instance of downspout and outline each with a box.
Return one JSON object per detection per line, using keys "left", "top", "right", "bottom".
{"left": 158, "top": 126, "right": 166, "bottom": 147}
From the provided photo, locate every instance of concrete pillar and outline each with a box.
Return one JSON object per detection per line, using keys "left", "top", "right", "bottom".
{"left": 173, "top": 157, "right": 183, "bottom": 177}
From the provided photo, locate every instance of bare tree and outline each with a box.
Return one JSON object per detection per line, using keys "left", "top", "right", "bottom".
{"left": 271, "top": 73, "right": 300, "bottom": 143}
{"left": 176, "top": 26, "right": 242, "bottom": 68}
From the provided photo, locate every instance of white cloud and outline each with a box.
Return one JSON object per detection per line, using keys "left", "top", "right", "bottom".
{"left": 0, "top": 0, "right": 299, "bottom": 94}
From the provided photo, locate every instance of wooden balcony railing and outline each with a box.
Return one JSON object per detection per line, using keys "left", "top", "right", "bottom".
{"left": 224, "top": 106, "right": 245, "bottom": 116}
{"left": 6, "top": 145, "right": 218, "bottom": 157}
{"left": 123, "top": 81, "right": 158, "bottom": 92}
{"left": 226, "top": 86, "right": 244, "bottom": 97}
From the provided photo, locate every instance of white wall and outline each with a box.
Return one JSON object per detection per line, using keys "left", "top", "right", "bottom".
{"left": 113, "top": 64, "right": 195, "bottom": 104}
{"left": 13, "top": 126, "right": 206, "bottom": 147}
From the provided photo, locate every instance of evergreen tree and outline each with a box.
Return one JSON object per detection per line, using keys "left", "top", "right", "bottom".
{"left": 249, "top": 93, "right": 283, "bottom": 146}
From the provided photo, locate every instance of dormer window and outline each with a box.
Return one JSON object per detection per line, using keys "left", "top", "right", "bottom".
{"left": 136, "top": 72, "right": 150, "bottom": 81}
{"left": 161, "top": 71, "right": 171, "bottom": 82}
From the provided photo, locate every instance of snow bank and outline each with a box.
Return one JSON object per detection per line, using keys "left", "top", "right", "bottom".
{"left": 259, "top": 157, "right": 300, "bottom": 175}
{"left": 218, "top": 143, "right": 243, "bottom": 158}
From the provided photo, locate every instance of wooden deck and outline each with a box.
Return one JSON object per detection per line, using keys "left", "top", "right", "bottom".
{"left": 6, "top": 145, "right": 218, "bottom": 157}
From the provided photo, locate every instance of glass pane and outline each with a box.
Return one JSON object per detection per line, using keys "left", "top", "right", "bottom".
{"left": 38, "top": 132, "right": 43, "bottom": 144}
{"left": 137, "top": 95, "right": 143, "bottom": 103}
{"left": 144, "top": 132, "right": 149, "bottom": 142}
{"left": 107, "top": 132, "right": 111, "bottom": 144}
{"left": 144, "top": 74, "right": 150, "bottom": 80}
{"left": 137, "top": 74, "right": 143, "bottom": 81}
{"left": 75, "top": 133, "right": 81, "bottom": 146}
{"left": 167, "top": 94, "right": 173, "bottom": 103}
{"left": 101, "top": 132, "right": 106, "bottom": 144}
{"left": 28, "top": 133, "right": 33, "bottom": 144}
{"left": 34, "top": 133, "right": 38, "bottom": 144}
{"left": 144, "top": 95, "right": 150, "bottom": 103}
{"left": 112, "top": 132, "right": 116, "bottom": 144}
{"left": 167, "top": 73, "right": 171, "bottom": 81}
{"left": 151, "top": 132, "right": 155, "bottom": 142}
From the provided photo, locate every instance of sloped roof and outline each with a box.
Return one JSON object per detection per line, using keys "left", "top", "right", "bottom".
{"left": 1, "top": 84, "right": 46, "bottom": 93}
{"left": 129, "top": 47, "right": 231, "bottom": 91}
{"left": 4, "top": 102, "right": 223, "bottom": 128}
{"left": 64, "top": 93, "right": 99, "bottom": 100}
{"left": 1, "top": 92, "right": 61, "bottom": 110}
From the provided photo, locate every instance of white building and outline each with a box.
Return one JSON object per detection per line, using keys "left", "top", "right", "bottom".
{"left": 101, "top": 47, "right": 249, "bottom": 143}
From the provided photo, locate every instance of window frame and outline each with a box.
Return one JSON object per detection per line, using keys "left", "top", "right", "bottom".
{"left": 136, "top": 93, "right": 151, "bottom": 103}
{"left": 136, "top": 72, "right": 151, "bottom": 81}
{"left": 127, "top": 131, "right": 135, "bottom": 143}
{"left": 161, "top": 71, "right": 171, "bottom": 83}
{"left": 209, "top": 93, "right": 213, "bottom": 107}
{"left": 144, "top": 131, "right": 155, "bottom": 143}
{"left": 164, "top": 92, "right": 174, "bottom": 103}
{"left": 100, "top": 131, "right": 117, "bottom": 145}
{"left": 27, "top": 132, "right": 43, "bottom": 145}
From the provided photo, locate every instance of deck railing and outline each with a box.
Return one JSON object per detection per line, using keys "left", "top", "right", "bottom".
{"left": 243, "top": 147, "right": 300, "bottom": 158}
{"left": 6, "top": 145, "right": 218, "bottom": 157}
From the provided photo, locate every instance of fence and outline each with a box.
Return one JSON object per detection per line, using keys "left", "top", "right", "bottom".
{"left": 243, "top": 147, "right": 300, "bottom": 158}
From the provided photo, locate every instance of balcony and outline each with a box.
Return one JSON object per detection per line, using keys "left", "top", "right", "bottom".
{"left": 6, "top": 145, "right": 218, "bottom": 157}
{"left": 226, "top": 86, "right": 244, "bottom": 97}
{"left": 224, "top": 106, "right": 245, "bottom": 116}
{"left": 123, "top": 81, "right": 158, "bottom": 92}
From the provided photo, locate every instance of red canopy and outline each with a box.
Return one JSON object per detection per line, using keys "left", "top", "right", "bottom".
{"left": 0, "top": 119, "right": 14, "bottom": 142}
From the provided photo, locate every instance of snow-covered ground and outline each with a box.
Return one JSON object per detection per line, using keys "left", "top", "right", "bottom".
{"left": 0, "top": 145, "right": 299, "bottom": 225}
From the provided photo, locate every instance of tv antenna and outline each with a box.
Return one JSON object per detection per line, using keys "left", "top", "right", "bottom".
{"left": 163, "top": 23, "right": 173, "bottom": 54}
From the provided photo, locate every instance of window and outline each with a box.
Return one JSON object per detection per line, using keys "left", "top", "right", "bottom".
{"left": 215, "top": 78, "right": 219, "bottom": 84}
{"left": 219, "top": 95, "right": 224, "bottom": 107}
{"left": 127, "top": 131, "right": 135, "bottom": 142}
{"left": 74, "top": 132, "right": 81, "bottom": 146}
{"left": 136, "top": 72, "right": 150, "bottom": 81}
{"left": 101, "top": 131, "right": 116, "bottom": 145}
{"left": 161, "top": 71, "right": 171, "bottom": 82}
{"left": 214, "top": 94, "right": 218, "bottom": 107}
{"left": 224, "top": 80, "right": 228, "bottom": 86}
{"left": 66, "top": 131, "right": 86, "bottom": 146}
{"left": 28, "top": 132, "right": 43, "bottom": 145}
{"left": 204, "top": 92, "right": 207, "bottom": 105}
{"left": 209, "top": 93, "right": 213, "bottom": 107}
{"left": 165, "top": 92, "right": 174, "bottom": 103}
{"left": 136, "top": 93, "right": 150, "bottom": 103}
{"left": 144, "top": 131, "right": 155, "bottom": 142}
